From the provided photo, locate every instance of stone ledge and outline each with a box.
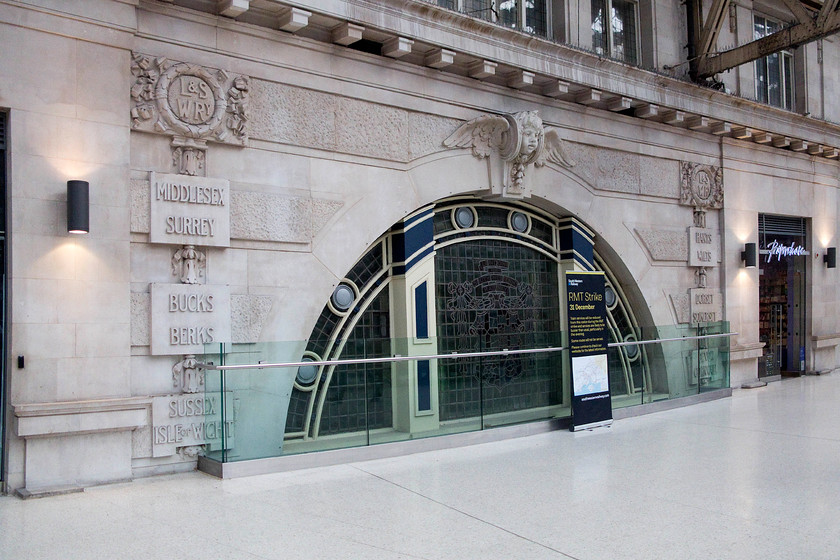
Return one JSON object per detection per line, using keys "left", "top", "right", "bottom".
{"left": 16, "top": 485, "right": 85, "bottom": 500}
{"left": 14, "top": 397, "right": 150, "bottom": 438}
{"left": 812, "top": 334, "right": 840, "bottom": 349}
{"left": 730, "top": 342, "right": 765, "bottom": 361}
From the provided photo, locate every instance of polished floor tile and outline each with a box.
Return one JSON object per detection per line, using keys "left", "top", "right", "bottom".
{"left": 2, "top": 374, "right": 840, "bottom": 559}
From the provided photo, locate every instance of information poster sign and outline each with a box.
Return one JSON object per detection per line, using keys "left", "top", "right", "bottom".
{"left": 566, "top": 271, "right": 612, "bottom": 431}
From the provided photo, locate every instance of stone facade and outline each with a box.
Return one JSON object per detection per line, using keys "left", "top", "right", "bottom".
{"left": 2, "top": 0, "right": 839, "bottom": 495}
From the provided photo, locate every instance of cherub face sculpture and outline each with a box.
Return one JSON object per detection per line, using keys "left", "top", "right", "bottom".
{"left": 515, "top": 112, "right": 544, "bottom": 159}
{"left": 520, "top": 125, "right": 540, "bottom": 157}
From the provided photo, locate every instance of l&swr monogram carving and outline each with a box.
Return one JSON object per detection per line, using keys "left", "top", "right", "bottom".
{"left": 131, "top": 52, "right": 249, "bottom": 146}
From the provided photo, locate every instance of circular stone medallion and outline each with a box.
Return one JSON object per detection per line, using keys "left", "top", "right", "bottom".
{"left": 168, "top": 75, "right": 216, "bottom": 125}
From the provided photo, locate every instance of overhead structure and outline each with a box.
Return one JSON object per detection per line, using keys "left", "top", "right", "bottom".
{"left": 691, "top": 0, "right": 840, "bottom": 80}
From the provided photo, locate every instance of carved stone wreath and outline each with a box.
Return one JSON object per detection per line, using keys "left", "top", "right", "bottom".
{"left": 156, "top": 63, "right": 227, "bottom": 137}
{"left": 680, "top": 162, "right": 723, "bottom": 209}
{"left": 131, "top": 52, "right": 249, "bottom": 146}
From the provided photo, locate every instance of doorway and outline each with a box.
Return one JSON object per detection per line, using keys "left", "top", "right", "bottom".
{"left": 758, "top": 215, "right": 807, "bottom": 377}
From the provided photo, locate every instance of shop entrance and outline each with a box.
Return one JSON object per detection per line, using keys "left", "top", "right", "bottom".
{"left": 758, "top": 215, "right": 807, "bottom": 377}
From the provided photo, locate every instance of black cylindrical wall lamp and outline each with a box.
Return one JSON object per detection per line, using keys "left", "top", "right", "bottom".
{"left": 741, "top": 242, "right": 757, "bottom": 268}
{"left": 824, "top": 247, "right": 837, "bottom": 269}
{"left": 67, "top": 180, "right": 89, "bottom": 234}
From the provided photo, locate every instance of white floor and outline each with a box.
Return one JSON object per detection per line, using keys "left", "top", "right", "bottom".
{"left": 3, "top": 374, "right": 840, "bottom": 560}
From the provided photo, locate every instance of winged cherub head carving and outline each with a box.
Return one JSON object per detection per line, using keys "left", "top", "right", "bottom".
{"left": 513, "top": 111, "right": 543, "bottom": 159}
{"left": 443, "top": 110, "right": 575, "bottom": 197}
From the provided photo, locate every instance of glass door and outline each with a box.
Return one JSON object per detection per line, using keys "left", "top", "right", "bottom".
{"left": 787, "top": 252, "right": 807, "bottom": 373}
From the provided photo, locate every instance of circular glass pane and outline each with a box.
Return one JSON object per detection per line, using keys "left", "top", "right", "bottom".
{"left": 604, "top": 285, "right": 617, "bottom": 309}
{"left": 454, "top": 207, "right": 474, "bottom": 229}
{"left": 331, "top": 284, "right": 355, "bottom": 311}
{"left": 625, "top": 336, "right": 639, "bottom": 359}
{"left": 511, "top": 212, "right": 529, "bottom": 233}
{"left": 296, "top": 358, "right": 318, "bottom": 385}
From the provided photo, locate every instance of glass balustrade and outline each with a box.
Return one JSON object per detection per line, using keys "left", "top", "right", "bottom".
{"left": 203, "top": 322, "right": 730, "bottom": 463}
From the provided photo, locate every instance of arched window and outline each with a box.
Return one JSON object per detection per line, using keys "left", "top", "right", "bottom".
{"left": 285, "top": 197, "right": 652, "bottom": 444}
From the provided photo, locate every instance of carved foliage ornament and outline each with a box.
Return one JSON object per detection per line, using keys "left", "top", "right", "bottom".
{"left": 443, "top": 111, "right": 575, "bottom": 198}
{"left": 680, "top": 162, "right": 723, "bottom": 209}
{"left": 172, "top": 354, "right": 204, "bottom": 394}
{"left": 172, "top": 245, "right": 206, "bottom": 285}
{"left": 131, "top": 53, "right": 250, "bottom": 146}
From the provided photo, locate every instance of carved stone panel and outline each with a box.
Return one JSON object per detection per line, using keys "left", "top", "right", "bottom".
{"left": 636, "top": 229, "right": 688, "bottom": 262}
{"left": 564, "top": 144, "right": 638, "bottom": 194}
{"left": 149, "top": 284, "right": 231, "bottom": 355}
{"left": 680, "top": 162, "right": 723, "bottom": 209}
{"left": 131, "top": 293, "right": 151, "bottom": 347}
{"left": 670, "top": 292, "right": 691, "bottom": 324}
{"left": 131, "top": 53, "right": 249, "bottom": 146}
{"left": 689, "top": 288, "right": 723, "bottom": 324}
{"left": 149, "top": 172, "right": 230, "bottom": 247}
{"left": 688, "top": 227, "right": 720, "bottom": 267}
{"left": 231, "top": 294, "right": 273, "bottom": 343}
{"left": 230, "top": 191, "right": 343, "bottom": 244}
{"left": 151, "top": 393, "right": 234, "bottom": 458}
{"left": 640, "top": 158, "right": 680, "bottom": 198}
{"left": 249, "top": 80, "right": 338, "bottom": 150}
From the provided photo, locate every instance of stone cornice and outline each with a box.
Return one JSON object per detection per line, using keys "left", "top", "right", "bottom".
{"left": 157, "top": 0, "right": 840, "bottom": 158}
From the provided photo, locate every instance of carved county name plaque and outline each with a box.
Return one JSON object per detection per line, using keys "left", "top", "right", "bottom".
{"left": 151, "top": 393, "right": 235, "bottom": 457}
{"left": 149, "top": 172, "right": 230, "bottom": 247}
{"left": 688, "top": 227, "right": 720, "bottom": 267}
{"left": 150, "top": 283, "right": 231, "bottom": 355}
{"left": 689, "top": 288, "right": 722, "bottom": 324}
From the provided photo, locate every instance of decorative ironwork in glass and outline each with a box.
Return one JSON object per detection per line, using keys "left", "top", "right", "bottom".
{"left": 435, "top": 238, "right": 562, "bottom": 421}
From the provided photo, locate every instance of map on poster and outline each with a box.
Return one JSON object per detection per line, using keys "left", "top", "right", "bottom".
{"left": 572, "top": 353, "right": 609, "bottom": 396}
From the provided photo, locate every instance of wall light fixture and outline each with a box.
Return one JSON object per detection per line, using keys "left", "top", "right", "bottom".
{"left": 741, "top": 242, "right": 757, "bottom": 268}
{"left": 824, "top": 247, "right": 836, "bottom": 269}
{"left": 67, "top": 180, "right": 89, "bottom": 234}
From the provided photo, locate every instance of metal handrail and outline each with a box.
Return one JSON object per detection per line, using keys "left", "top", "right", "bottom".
{"left": 608, "top": 331, "right": 737, "bottom": 347}
{"left": 198, "top": 331, "right": 737, "bottom": 371}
